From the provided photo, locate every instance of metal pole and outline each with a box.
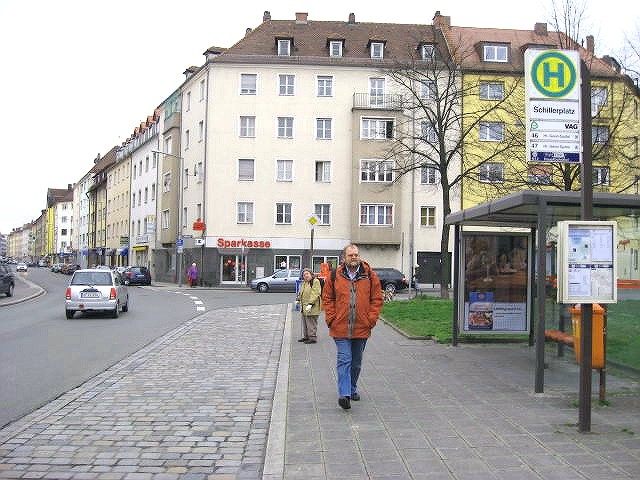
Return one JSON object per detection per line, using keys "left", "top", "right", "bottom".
{"left": 310, "top": 228, "right": 314, "bottom": 267}
{"left": 579, "top": 59, "right": 594, "bottom": 433}
{"left": 535, "top": 199, "right": 548, "bottom": 393}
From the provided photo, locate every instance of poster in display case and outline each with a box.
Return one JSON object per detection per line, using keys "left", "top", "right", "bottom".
{"left": 459, "top": 233, "right": 531, "bottom": 334}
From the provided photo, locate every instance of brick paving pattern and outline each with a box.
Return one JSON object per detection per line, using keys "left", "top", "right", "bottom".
{"left": 0, "top": 305, "right": 287, "bottom": 479}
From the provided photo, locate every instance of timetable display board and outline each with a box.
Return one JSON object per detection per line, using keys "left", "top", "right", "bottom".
{"left": 557, "top": 221, "right": 617, "bottom": 304}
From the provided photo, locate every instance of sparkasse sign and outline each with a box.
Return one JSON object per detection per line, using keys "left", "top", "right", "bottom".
{"left": 525, "top": 49, "right": 582, "bottom": 164}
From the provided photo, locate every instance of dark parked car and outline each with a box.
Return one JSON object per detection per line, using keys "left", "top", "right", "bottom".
{"left": 0, "top": 264, "right": 15, "bottom": 297}
{"left": 372, "top": 267, "right": 409, "bottom": 293}
{"left": 64, "top": 264, "right": 81, "bottom": 275}
{"left": 123, "top": 266, "right": 152, "bottom": 285}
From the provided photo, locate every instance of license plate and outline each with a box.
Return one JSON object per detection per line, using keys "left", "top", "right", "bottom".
{"left": 81, "top": 292, "right": 100, "bottom": 298}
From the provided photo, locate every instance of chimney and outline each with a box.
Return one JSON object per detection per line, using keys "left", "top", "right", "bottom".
{"left": 348, "top": 12, "right": 355, "bottom": 24}
{"left": 433, "top": 11, "right": 451, "bottom": 29}
{"left": 68, "top": 184, "right": 72, "bottom": 191}
{"left": 534, "top": 22, "right": 547, "bottom": 35}
{"left": 263, "top": 10, "right": 271, "bottom": 22}
{"left": 295, "top": 12, "right": 308, "bottom": 24}
{"left": 245, "top": 27, "right": 252, "bottom": 36}
{"left": 586, "top": 35, "right": 594, "bottom": 54}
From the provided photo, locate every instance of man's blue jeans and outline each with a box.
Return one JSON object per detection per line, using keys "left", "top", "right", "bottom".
{"left": 334, "top": 338, "right": 367, "bottom": 397}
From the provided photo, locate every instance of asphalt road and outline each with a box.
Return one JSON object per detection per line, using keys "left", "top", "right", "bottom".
{"left": 0, "top": 267, "right": 295, "bottom": 429}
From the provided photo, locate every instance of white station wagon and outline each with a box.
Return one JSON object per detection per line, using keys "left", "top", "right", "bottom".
{"left": 65, "top": 269, "right": 129, "bottom": 319}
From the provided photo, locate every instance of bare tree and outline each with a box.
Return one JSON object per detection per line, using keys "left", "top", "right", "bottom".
{"left": 381, "top": 34, "right": 525, "bottom": 297}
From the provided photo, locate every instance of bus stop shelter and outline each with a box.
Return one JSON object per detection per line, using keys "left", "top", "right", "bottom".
{"left": 444, "top": 189, "right": 640, "bottom": 393}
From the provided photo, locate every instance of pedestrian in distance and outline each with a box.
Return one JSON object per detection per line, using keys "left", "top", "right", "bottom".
{"left": 296, "top": 268, "right": 322, "bottom": 344}
{"left": 322, "top": 244, "right": 383, "bottom": 410}
{"left": 187, "top": 262, "right": 198, "bottom": 287}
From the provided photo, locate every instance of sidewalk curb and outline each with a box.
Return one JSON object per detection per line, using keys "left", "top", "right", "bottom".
{"left": 0, "top": 276, "right": 45, "bottom": 307}
{"left": 262, "top": 303, "right": 293, "bottom": 479}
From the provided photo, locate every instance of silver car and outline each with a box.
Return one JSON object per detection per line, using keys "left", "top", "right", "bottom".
{"left": 250, "top": 269, "right": 301, "bottom": 293}
{"left": 65, "top": 269, "right": 129, "bottom": 319}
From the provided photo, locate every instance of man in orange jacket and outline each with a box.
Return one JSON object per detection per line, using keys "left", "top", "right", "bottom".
{"left": 322, "top": 244, "right": 383, "bottom": 410}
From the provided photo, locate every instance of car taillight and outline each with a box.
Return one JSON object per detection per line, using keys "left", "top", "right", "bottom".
{"left": 110, "top": 288, "right": 117, "bottom": 299}
{"left": 65, "top": 287, "right": 71, "bottom": 299}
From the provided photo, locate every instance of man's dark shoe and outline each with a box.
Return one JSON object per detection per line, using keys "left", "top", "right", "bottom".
{"left": 338, "top": 396, "right": 351, "bottom": 410}
{"left": 298, "top": 338, "right": 308, "bottom": 342}
{"left": 351, "top": 392, "right": 360, "bottom": 401}
{"left": 304, "top": 339, "right": 317, "bottom": 344}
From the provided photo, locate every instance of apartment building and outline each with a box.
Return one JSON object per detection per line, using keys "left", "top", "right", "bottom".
{"left": 86, "top": 148, "right": 117, "bottom": 267}
{"left": 162, "top": 11, "right": 453, "bottom": 286}
{"left": 127, "top": 113, "right": 160, "bottom": 269}
{"left": 73, "top": 171, "right": 93, "bottom": 268}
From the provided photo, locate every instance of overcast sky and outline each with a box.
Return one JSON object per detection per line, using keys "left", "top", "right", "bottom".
{"left": 0, "top": 0, "right": 636, "bottom": 234}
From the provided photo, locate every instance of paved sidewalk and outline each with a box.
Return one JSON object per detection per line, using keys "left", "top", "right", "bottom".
{"left": 0, "top": 303, "right": 639, "bottom": 479}
{"left": 280, "top": 314, "right": 640, "bottom": 479}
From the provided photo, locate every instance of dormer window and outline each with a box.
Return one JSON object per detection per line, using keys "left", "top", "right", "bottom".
{"left": 329, "top": 40, "right": 343, "bottom": 57}
{"left": 421, "top": 44, "right": 435, "bottom": 61}
{"left": 277, "top": 39, "right": 292, "bottom": 56}
{"left": 369, "top": 41, "right": 385, "bottom": 59}
{"left": 483, "top": 44, "right": 509, "bottom": 62}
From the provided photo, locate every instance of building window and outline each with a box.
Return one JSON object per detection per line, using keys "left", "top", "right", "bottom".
{"left": 151, "top": 183, "right": 156, "bottom": 201}
{"left": 144, "top": 187, "right": 148, "bottom": 204}
{"left": 591, "top": 86, "right": 608, "bottom": 116}
{"left": 132, "top": 193, "right": 136, "bottom": 207}
{"left": 240, "top": 74, "right": 257, "bottom": 95}
{"left": 421, "top": 166, "right": 438, "bottom": 184}
{"left": 278, "top": 74, "right": 295, "bottom": 95}
{"left": 479, "top": 121, "right": 504, "bottom": 141}
{"left": 183, "top": 168, "right": 189, "bottom": 189}
{"left": 370, "top": 42, "right": 384, "bottom": 59}
{"left": 593, "top": 166, "right": 610, "bottom": 186}
{"left": 315, "top": 161, "right": 331, "bottom": 182}
{"left": 161, "top": 210, "right": 170, "bottom": 229}
{"left": 145, "top": 156, "right": 149, "bottom": 172}
{"left": 317, "top": 76, "right": 333, "bottom": 97}
{"left": 329, "top": 40, "right": 343, "bottom": 57}
{"left": 421, "top": 44, "right": 435, "bottom": 61}
{"left": 479, "top": 162, "right": 504, "bottom": 183}
{"left": 275, "top": 203, "right": 292, "bottom": 224}
{"left": 198, "top": 121, "right": 204, "bottom": 142}
{"left": 421, "top": 121, "right": 438, "bottom": 142}
{"left": 420, "top": 81, "right": 436, "bottom": 100}
{"left": 592, "top": 125, "right": 609, "bottom": 144}
{"left": 316, "top": 118, "right": 332, "bottom": 139}
{"left": 277, "top": 117, "right": 294, "bottom": 138}
{"left": 61, "top": 228, "right": 68, "bottom": 236}
{"left": 237, "top": 202, "right": 254, "bottom": 223}
{"left": 240, "top": 116, "right": 256, "bottom": 137}
{"left": 196, "top": 203, "right": 202, "bottom": 220}
{"left": 185, "top": 91, "right": 191, "bottom": 111}
{"left": 361, "top": 118, "right": 394, "bottom": 140}
{"left": 182, "top": 207, "right": 188, "bottom": 228}
{"left": 196, "top": 162, "right": 203, "bottom": 182}
{"left": 238, "top": 159, "right": 255, "bottom": 181}
{"left": 527, "top": 165, "right": 552, "bottom": 184}
{"left": 199, "top": 79, "right": 206, "bottom": 100}
{"left": 133, "top": 164, "right": 137, "bottom": 179}
{"left": 163, "top": 172, "right": 171, "bottom": 192}
{"left": 420, "top": 206, "right": 436, "bottom": 227}
{"left": 360, "top": 204, "right": 393, "bottom": 226}
{"left": 480, "top": 82, "right": 504, "bottom": 100}
{"left": 277, "top": 39, "right": 291, "bottom": 56}
{"left": 314, "top": 204, "right": 331, "bottom": 225}
{"left": 276, "top": 159, "right": 293, "bottom": 181}
{"left": 370, "top": 78, "right": 385, "bottom": 106}
{"left": 184, "top": 129, "right": 190, "bottom": 149}
{"left": 361, "top": 160, "right": 393, "bottom": 182}
{"left": 483, "top": 44, "right": 508, "bottom": 62}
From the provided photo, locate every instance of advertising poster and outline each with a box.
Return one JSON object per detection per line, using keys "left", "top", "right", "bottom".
{"left": 462, "top": 234, "right": 529, "bottom": 333}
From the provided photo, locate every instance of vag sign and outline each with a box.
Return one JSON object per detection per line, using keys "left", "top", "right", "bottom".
{"left": 526, "top": 49, "right": 580, "bottom": 100}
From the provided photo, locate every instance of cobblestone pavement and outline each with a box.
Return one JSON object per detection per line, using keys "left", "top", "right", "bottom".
{"left": 0, "top": 304, "right": 289, "bottom": 480}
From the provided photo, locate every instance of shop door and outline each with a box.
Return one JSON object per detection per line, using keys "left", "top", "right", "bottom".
{"left": 221, "top": 255, "right": 246, "bottom": 284}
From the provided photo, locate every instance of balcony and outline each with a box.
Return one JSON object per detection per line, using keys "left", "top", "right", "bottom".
{"left": 353, "top": 93, "right": 404, "bottom": 111}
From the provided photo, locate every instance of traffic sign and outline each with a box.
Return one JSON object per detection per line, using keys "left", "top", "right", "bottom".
{"left": 525, "top": 49, "right": 582, "bottom": 164}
